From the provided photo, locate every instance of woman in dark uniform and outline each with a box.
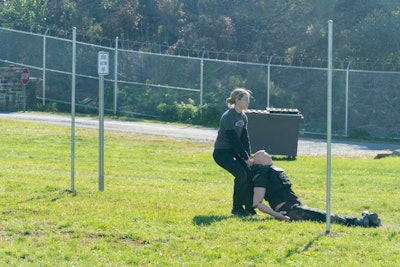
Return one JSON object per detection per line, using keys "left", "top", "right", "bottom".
{"left": 213, "top": 88, "right": 255, "bottom": 216}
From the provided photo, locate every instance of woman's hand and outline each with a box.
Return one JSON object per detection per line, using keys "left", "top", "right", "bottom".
{"left": 246, "top": 158, "right": 253, "bottom": 168}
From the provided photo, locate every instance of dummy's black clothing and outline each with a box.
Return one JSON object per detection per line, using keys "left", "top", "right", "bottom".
{"left": 251, "top": 164, "right": 368, "bottom": 227}
{"left": 213, "top": 108, "right": 253, "bottom": 212}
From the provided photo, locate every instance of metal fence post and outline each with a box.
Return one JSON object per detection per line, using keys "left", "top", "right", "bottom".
{"left": 114, "top": 37, "right": 119, "bottom": 115}
{"left": 200, "top": 50, "right": 205, "bottom": 118}
{"left": 345, "top": 61, "right": 351, "bottom": 136}
{"left": 42, "top": 28, "right": 49, "bottom": 106}
{"left": 267, "top": 56, "right": 273, "bottom": 107}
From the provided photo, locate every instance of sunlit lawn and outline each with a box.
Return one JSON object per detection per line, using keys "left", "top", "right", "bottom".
{"left": 0, "top": 118, "right": 399, "bottom": 266}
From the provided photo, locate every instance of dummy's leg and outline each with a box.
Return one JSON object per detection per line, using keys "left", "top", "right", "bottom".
{"left": 286, "top": 204, "right": 370, "bottom": 227}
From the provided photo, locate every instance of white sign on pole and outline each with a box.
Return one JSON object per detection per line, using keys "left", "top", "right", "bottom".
{"left": 98, "top": 51, "right": 109, "bottom": 75}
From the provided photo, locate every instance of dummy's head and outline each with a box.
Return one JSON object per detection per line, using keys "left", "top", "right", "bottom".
{"left": 252, "top": 150, "right": 273, "bottom": 166}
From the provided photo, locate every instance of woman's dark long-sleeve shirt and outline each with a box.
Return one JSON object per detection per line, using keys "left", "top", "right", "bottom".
{"left": 214, "top": 108, "right": 251, "bottom": 161}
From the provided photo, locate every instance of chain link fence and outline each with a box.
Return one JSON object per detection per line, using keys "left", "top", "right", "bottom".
{"left": 1, "top": 27, "right": 400, "bottom": 139}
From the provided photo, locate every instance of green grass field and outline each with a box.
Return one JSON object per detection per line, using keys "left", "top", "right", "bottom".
{"left": 0, "top": 117, "right": 399, "bottom": 266}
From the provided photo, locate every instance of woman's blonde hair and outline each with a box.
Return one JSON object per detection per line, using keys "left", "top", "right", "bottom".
{"left": 226, "top": 88, "right": 251, "bottom": 107}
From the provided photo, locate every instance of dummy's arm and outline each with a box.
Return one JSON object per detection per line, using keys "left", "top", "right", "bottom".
{"left": 253, "top": 187, "right": 291, "bottom": 222}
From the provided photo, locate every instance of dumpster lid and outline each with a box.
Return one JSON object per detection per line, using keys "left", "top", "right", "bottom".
{"left": 266, "top": 107, "right": 301, "bottom": 114}
{"left": 246, "top": 107, "right": 302, "bottom": 115}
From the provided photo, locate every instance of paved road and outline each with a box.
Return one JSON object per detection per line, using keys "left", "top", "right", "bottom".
{"left": 1, "top": 112, "right": 399, "bottom": 158}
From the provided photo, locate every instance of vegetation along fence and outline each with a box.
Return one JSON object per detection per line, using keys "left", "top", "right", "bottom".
{"left": 1, "top": 26, "right": 400, "bottom": 139}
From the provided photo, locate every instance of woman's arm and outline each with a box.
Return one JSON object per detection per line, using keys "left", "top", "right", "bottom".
{"left": 240, "top": 127, "right": 251, "bottom": 155}
{"left": 226, "top": 129, "right": 251, "bottom": 161}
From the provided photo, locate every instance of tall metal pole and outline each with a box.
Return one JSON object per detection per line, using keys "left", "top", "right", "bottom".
{"left": 114, "top": 37, "right": 119, "bottom": 115}
{"left": 99, "top": 75, "right": 105, "bottom": 191}
{"left": 326, "top": 20, "right": 333, "bottom": 234}
{"left": 71, "top": 27, "right": 76, "bottom": 193}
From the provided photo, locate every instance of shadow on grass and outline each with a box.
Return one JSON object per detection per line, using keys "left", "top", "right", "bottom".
{"left": 192, "top": 215, "right": 231, "bottom": 226}
{"left": 193, "top": 214, "right": 271, "bottom": 226}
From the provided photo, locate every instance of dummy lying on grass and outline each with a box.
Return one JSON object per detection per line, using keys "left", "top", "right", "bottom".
{"left": 250, "top": 150, "right": 381, "bottom": 227}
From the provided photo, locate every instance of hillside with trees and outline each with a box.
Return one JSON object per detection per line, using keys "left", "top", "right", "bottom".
{"left": 2, "top": 0, "right": 400, "bottom": 66}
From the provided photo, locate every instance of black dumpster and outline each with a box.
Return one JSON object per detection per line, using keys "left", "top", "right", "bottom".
{"left": 245, "top": 108, "right": 303, "bottom": 158}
